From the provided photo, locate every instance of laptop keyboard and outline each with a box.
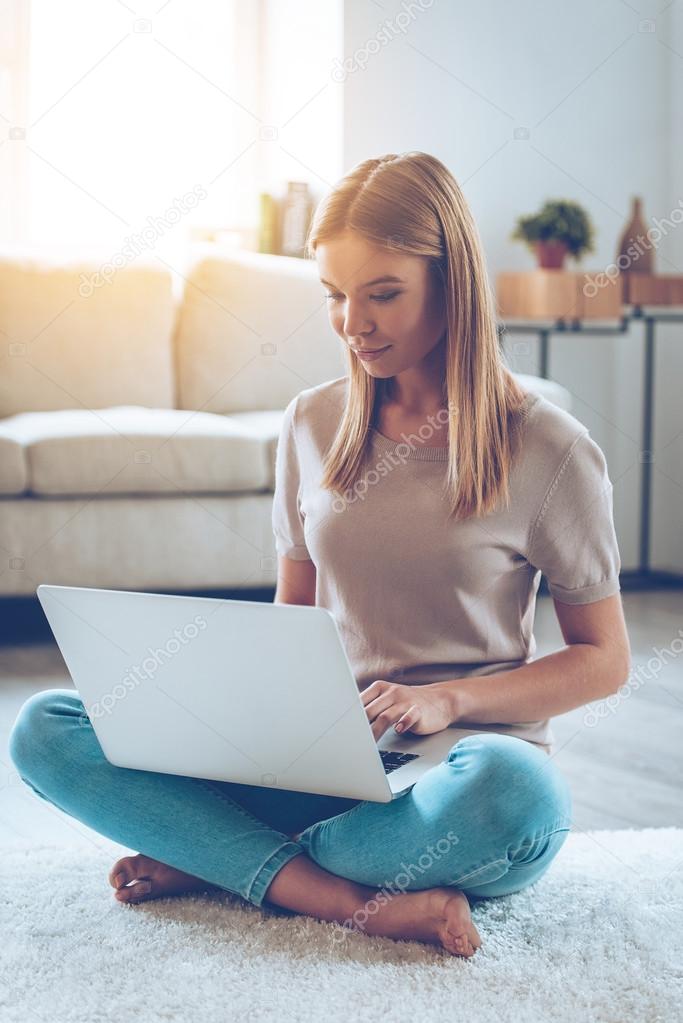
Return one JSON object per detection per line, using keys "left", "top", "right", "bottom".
{"left": 379, "top": 749, "right": 420, "bottom": 775}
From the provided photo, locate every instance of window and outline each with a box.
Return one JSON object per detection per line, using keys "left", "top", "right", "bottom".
{"left": 0, "top": 0, "right": 343, "bottom": 263}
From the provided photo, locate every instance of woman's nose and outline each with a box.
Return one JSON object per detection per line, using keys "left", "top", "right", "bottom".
{"left": 343, "top": 306, "right": 375, "bottom": 339}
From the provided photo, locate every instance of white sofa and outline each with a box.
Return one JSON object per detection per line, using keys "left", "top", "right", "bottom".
{"left": 0, "top": 245, "right": 571, "bottom": 597}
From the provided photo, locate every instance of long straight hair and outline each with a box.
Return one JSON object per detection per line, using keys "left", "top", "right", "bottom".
{"left": 305, "top": 151, "right": 528, "bottom": 520}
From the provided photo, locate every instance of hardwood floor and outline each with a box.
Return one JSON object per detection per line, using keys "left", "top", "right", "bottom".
{"left": 0, "top": 589, "right": 681, "bottom": 857}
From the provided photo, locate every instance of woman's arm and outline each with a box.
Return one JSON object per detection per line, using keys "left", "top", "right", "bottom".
{"left": 441, "top": 593, "right": 632, "bottom": 725}
{"left": 274, "top": 554, "right": 317, "bottom": 606}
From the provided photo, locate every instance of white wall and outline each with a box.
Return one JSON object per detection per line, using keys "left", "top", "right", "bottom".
{"left": 341, "top": 0, "right": 682, "bottom": 573}
{"left": 650, "top": 0, "right": 683, "bottom": 572}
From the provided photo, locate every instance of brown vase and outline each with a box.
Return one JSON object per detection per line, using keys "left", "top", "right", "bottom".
{"left": 616, "top": 196, "right": 654, "bottom": 274}
{"left": 535, "top": 240, "right": 568, "bottom": 269}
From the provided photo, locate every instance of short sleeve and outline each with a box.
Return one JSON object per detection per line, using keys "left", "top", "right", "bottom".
{"left": 271, "top": 395, "right": 312, "bottom": 561}
{"left": 527, "top": 431, "right": 621, "bottom": 605}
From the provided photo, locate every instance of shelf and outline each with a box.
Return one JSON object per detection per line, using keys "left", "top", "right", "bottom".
{"left": 496, "top": 270, "right": 623, "bottom": 320}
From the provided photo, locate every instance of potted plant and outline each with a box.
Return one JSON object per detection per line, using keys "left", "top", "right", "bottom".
{"left": 511, "top": 200, "right": 594, "bottom": 269}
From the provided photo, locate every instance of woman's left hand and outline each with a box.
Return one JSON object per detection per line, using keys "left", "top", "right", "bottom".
{"left": 361, "top": 679, "right": 454, "bottom": 741}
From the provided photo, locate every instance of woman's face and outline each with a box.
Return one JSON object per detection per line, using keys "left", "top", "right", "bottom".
{"left": 315, "top": 230, "right": 446, "bottom": 380}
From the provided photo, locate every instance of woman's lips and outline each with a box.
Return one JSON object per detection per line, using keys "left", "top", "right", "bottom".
{"left": 353, "top": 345, "right": 391, "bottom": 362}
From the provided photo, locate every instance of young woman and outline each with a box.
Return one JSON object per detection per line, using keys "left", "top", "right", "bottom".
{"left": 9, "top": 152, "right": 631, "bottom": 959}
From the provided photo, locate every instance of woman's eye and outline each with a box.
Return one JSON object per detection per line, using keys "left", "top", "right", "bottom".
{"left": 324, "top": 291, "right": 401, "bottom": 303}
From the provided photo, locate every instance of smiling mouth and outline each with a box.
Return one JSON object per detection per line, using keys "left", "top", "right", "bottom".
{"left": 353, "top": 345, "right": 391, "bottom": 354}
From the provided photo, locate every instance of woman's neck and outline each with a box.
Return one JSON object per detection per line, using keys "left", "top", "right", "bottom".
{"left": 382, "top": 339, "right": 447, "bottom": 415}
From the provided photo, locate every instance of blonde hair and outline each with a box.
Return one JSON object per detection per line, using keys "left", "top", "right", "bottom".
{"left": 305, "top": 151, "right": 528, "bottom": 520}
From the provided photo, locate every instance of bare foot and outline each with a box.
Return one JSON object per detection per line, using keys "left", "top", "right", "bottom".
{"left": 108, "top": 853, "right": 223, "bottom": 904}
{"left": 108, "top": 854, "right": 481, "bottom": 958}
{"left": 342, "top": 887, "right": 482, "bottom": 958}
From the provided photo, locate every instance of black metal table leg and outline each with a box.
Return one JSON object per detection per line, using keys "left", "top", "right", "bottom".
{"left": 639, "top": 316, "right": 656, "bottom": 573}
{"left": 538, "top": 329, "right": 550, "bottom": 380}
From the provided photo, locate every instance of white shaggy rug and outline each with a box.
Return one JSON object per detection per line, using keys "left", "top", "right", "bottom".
{"left": 2, "top": 828, "right": 682, "bottom": 1023}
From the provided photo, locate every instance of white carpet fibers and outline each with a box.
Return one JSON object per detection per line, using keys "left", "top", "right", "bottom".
{"left": 2, "top": 828, "right": 682, "bottom": 1023}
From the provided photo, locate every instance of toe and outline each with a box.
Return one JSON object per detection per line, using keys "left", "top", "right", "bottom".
{"left": 443, "top": 926, "right": 480, "bottom": 958}
{"left": 442, "top": 931, "right": 464, "bottom": 956}
{"left": 108, "top": 854, "right": 146, "bottom": 889}
{"left": 114, "top": 879, "right": 153, "bottom": 903}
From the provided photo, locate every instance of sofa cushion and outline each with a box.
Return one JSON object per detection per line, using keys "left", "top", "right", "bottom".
{"left": 1, "top": 407, "right": 285, "bottom": 496}
{"left": 0, "top": 248, "right": 176, "bottom": 417}
{"left": 226, "top": 409, "right": 285, "bottom": 481}
{"left": 173, "top": 248, "right": 346, "bottom": 414}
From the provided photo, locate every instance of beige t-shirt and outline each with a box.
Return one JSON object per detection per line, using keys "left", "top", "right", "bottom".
{"left": 272, "top": 376, "right": 621, "bottom": 754}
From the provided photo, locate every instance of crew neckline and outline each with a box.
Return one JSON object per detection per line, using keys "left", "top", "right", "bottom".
{"left": 369, "top": 390, "right": 540, "bottom": 461}
{"left": 370, "top": 428, "right": 449, "bottom": 461}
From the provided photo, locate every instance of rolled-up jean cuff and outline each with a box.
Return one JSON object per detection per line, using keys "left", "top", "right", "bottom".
{"left": 247, "top": 841, "right": 305, "bottom": 907}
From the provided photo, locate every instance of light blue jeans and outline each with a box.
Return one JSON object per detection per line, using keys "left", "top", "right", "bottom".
{"left": 8, "top": 689, "right": 573, "bottom": 909}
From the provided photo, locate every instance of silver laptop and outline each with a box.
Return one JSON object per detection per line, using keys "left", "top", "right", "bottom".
{"left": 36, "top": 584, "right": 464, "bottom": 804}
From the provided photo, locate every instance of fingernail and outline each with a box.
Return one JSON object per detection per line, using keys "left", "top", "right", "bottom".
{"left": 395, "top": 723, "right": 403, "bottom": 732}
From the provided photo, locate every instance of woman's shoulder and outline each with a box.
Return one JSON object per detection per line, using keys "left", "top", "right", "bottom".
{"left": 518, "top": 388, "right": 592, "bottom": 463}
{"left": 287, "top": 375, "right": 349, "bottom": 433}
{"left": 285, "top": 377, "right": 597, "bottom": 472}
{"left": 509, "top": 389, "right": 611, "bottom": 531}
